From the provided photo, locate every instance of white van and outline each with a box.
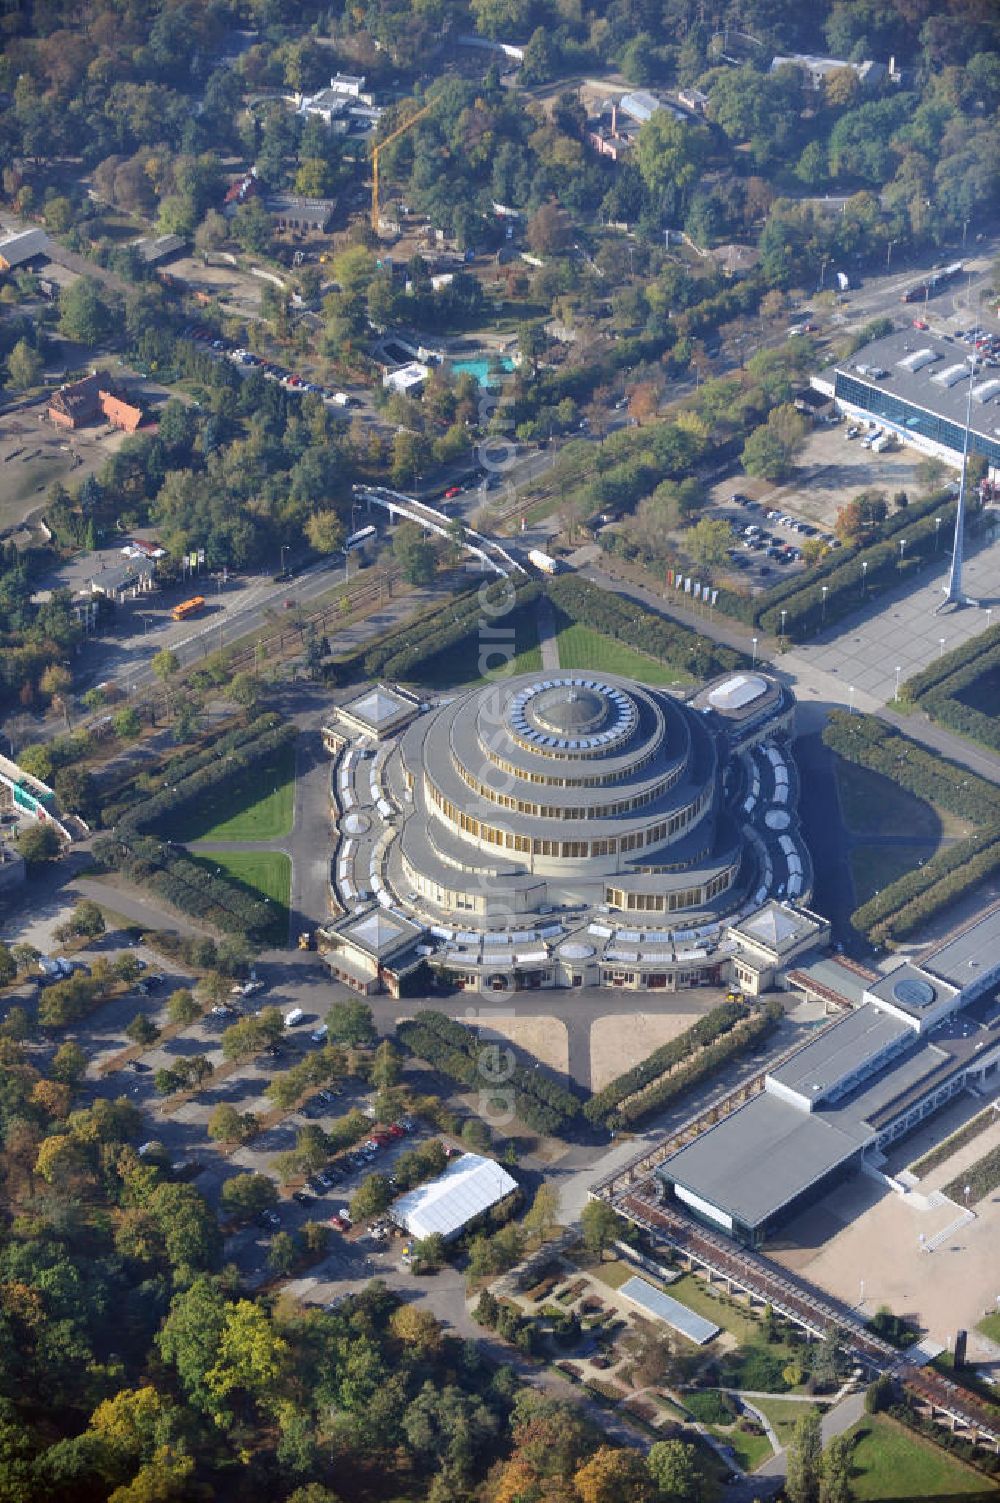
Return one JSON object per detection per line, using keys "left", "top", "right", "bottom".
{"left": 284, "top": 1007, "right": 305, "bottom": 1028}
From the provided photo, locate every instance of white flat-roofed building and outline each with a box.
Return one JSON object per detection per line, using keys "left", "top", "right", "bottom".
{"left": 323, "top": 683, "right": 422, "bottom": 750}
{"left": 383, "top": 360, "right": 430, "bottom": 394}
{"left": 392, "top": 1152, "right": 518, "bottom": 1241}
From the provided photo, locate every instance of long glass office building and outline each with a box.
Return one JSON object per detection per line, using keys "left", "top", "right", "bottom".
{"left": 812, "top": 329, "right": 1000, "bottom": 476}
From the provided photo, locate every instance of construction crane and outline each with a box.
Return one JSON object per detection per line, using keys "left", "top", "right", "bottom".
{"left": 371, "top": 102, "right": 432, "bottom": 234}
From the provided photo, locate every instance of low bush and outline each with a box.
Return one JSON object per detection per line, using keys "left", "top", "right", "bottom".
{"left": 397, "top": 1009, "right": 581, "bottom": 1137}
{"left": 683, "top": 1389, "right": 739, "bottom": 1425}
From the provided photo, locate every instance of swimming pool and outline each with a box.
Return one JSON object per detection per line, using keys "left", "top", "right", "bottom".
{"left": 450, "top": 356, "right": 516, "bottom": 386}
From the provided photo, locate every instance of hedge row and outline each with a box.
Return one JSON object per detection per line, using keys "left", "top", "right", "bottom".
{"left": 888, "top": 1404, "right": 1000, "bottom": 1477}
{"left": 584, "top": 1001, "right": 747, "bottom": 1124}
{"left": 545, "top": 575, "right": 747, "bottom": 678}
{"left": 93, "top": 833, "right": 274, "bottom": 943}
{"left": 910, "top": 1105, "right": 997, "bottom": 1178}
{"left": 101, "top": 712, "right": 283, "bottom": 826}
{"left": 120, "top": 722, "right": 297, "bottom": 839}
{"left": 757, "top": 497, "right": 958, "bottom": 639}
{"left": 749, "top": 486, "right": 954, "bottom": 626}
{"left": 610, "top": 1002, "right": 783, "bottom": 1129}
{"left": 866, "top": 831, "right": 1000, "bottom": 945}
{"left": 822, "top": 711, "right": 1000, "bottom": 824}
{"left": 902, "top": 622, "right": 1000, "bottom": 703}
{"left": 913, "top": 639, "right": 1000, "bottom": 754}
{"left": 397, "top": 1009, "right": 580, "bottom": 1137}
{"left": 354, "top": 576, "right": 540, "bottom": 684}
{"left": 823, "top": 710, "right": 1000, "bottom": 942}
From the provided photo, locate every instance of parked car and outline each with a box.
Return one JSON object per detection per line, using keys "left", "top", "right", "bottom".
{"left": 292, "top": 1190, "right": 315, "bottom": 1208}
{"left": 257, "top": 1209, "right": 280, "bottom": 1230}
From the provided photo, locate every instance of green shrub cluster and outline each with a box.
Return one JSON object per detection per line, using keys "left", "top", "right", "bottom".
{"left": 906, "top": 632, "right": 1000, "bottom": 753}
{"left": 584, "top": 1002, "right": 747, "bottom": 1124}
{"left": 101, "top": 713, "right": 283, "bottom": 826}
{"left": 546, "top": 575, "right": 746, "bottom": 678}
{"left": 608, "top": 1003, "right": 783, "bottom": 1129}
{"left": 93, "top": 833, "right": 275, "bottom": 943}
{"left": 823, "top": 711, "right": 1000, "bottom": 943}
{"left": 397, "top": 1009, "right": 580, "bottom": 1137}
{"left": 358, "top": 577, "right": 540, "bottom": 682}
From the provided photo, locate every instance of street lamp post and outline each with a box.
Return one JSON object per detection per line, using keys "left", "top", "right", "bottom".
{"left": 780, "top": 608, "right": 787, "bottom": 643}
{"left": 894, "top": 665, "right": 901, "bottom": 700}
{"left": 861, "top": 559, "right": 868, "bottom": 596}
{"left": 752, "top": 636, "right": 758, "bottom": 668}
{"left": 849, "top": 685, "right": 855, "bottom": 715}
{"left": 280, "top": 544, "right": 288, "bottom": 576}
{"left": 935, "top": 516, "right": 942, "bottom": 552}
{"left": 886, "top": 239, "right": 896, "bottom": 271}
{"left": 939, "top": 636, "right": 946, "bottom": 659}
{"left": 987, "top": 607, "right": 994, "bottom": 630}
{"left": 821, "top": 585, "right": 828, "bottom": 623}
{"left": 899, "top": 538, "right": 907, "bottom": 569}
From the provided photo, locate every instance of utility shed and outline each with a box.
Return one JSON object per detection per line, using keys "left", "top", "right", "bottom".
{"left": 392, "top": 1153, "right": 517, "bottom": 1241}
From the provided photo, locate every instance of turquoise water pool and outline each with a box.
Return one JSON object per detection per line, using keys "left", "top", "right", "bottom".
{"left": 450, "top": 356, "right": 515, "bottom": 386}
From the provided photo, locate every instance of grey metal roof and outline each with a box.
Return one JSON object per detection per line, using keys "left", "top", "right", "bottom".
{"left": 0, "top": 228, "right": 51, "bottom": 266}
{"left": 769, "top": 1005, "right": 911, "bottom": 1101}
{"left": 660, "top": 1091, "right": 870, "bottom": 1229}
{"left": 731, "top": 900, "right": 820, "bottom": 953}
{"left": 922, "top": 905, "right": 1000, "bottom": 991}
{"left": 788, "top": 956, "right": 872, "bottom": 1008}
{"left": 866, "top": 961, "right": 956, "bottom": 1018}
{"left": 332, "top": 904, "right": 423, "bottom": 958}
{"left": 825, "top": 328, "right": 996, "bottom": 440}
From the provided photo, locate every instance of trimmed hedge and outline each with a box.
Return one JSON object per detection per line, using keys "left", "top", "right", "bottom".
{"left": 355, "top": 576, "right": 540, "bottom": 683}
{"left": 101, "top": 713, "right": 284, "bottom": 827}
{"left": 546, "top": 574, "right": 748, "bottom": 678}
{"left": 822, "top": 712, "right": 1000, "bottom": 823}
{"left": 902, "top": 623, "right": 1000, "bottom": 703}
{"left": 584, "top": 1001, "right": 747, "bottom": 1124}
{"left": 823, "top": 711, "right": 1000, "bottom": 943}
{"left": 93, "top": 833, "right": 276, "bottom": 943}
{"left": 397, "top": 1009, "right": 581, "bottom": 1137}
{"left": 905, "top": 631, "right": 1000, "bottom": 754}
{"left": 757, "top": 494, "right": 958, "bottom": 639}
{"left": 609, "top": 1002, "right": 783, "bottom": 1129}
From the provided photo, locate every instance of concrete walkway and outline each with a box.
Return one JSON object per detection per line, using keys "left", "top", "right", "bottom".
{"left": 755, "top": 1389, "right": 867, "bottom": 1479}
{"left": 537, "top": 595, "right": 561, "bottom": 670}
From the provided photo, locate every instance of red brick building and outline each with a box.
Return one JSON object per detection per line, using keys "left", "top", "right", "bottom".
{"left": 48, "top": 372, "right": 142, "bottom": 433}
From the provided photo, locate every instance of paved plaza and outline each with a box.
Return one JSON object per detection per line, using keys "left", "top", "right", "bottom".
{"left": 782, "top": 528, "right": 1000, "bottom": 711}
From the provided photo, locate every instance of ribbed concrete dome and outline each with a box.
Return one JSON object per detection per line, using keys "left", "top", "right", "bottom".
{"left": 531, "top": 684, "right": 611, "bottom": 735}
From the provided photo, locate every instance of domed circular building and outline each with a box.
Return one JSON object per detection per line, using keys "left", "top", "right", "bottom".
{"left": 393, "top": 671, "right": 747, "bottom": 921}
{"left": 323, "top": 666, "right": 809, "bottom": 996}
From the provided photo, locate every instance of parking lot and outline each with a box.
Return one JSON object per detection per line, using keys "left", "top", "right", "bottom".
{"left": 705, "top": 420, "right": 932, "bottom": 593}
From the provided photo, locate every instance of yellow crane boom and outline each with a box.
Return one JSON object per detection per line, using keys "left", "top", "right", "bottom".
{"left": 371, "top": 102, "right": 432, "bottom": 234}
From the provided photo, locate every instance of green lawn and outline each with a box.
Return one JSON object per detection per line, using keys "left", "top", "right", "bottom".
{"left": 590, "top": 1259, "right": 643, "bottom": 1291}
{"left": 752, "top": 1396, "right": 818, "bottom": 1450}
{"left": 555, "top": 622, "right": 692, "bottom": 687}
{"left": 667, "top": 1274, "right": 760, "bottom": 1346}
{"left": 977, "top": 1313, "right": 1000, "bottom": 1344}
{"left": 172, "top": 742, "right": 297, "bottom": 842}
{"left": 835, "top": 758, "right": 971, "bottom": 840}
{"left": 194, "top": 850, "right": 291, "bottom": 947}
{"left": 841, "top": 1415, "right": 996, "bottom": 1499}
{"left": 850, "top": 841, "right": 939, "bottom": 905}
{"left": 706, "top": 1421, "right": 774, "bottom": 1473}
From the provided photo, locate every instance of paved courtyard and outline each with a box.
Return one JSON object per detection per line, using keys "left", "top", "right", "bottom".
{"left": 782, "top": 525, "right": 1000, "bottom": 710}
{"left": 770, "top": 1104, "right": 1000, "bottom": 1363}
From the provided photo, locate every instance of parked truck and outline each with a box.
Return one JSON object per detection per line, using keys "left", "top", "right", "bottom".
{"left": 283, "top": 1007, "right": 304, "bottom": 1028}
{"left": 527, "top": 548, "right": 560, "bottom": 575}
